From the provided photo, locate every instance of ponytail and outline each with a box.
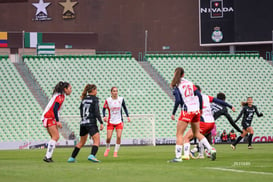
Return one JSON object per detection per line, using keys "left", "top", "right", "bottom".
{"left": 52, "top": 81, "right": 70, "bottom": 95}
{"left": 81, "top": 84, "right": 97, "bottom": 100}
{"left": 171, "top": 67, "right": 184, "bottom": 88}
{"left": 241, "top": 101, "right": 248, "bottom": 106}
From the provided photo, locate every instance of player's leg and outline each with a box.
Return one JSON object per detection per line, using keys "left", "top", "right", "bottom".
{"left": 182, "top": 129, "right": 193, "bottom": 160}
{"left": 247, "top": 127, "right": 254, "bottom": 149}
{"left": 44, "top": 125, "right": 59, "bottom": 162}
{"left": 68, "top": 134, "right": 88, "bottom": 162}
{"left": 114, "top": 125, "right": 123, "bottom": 157}
{"left": 104, "top": 126, "right": 114, "bottom": 157}
{"left": 88, "top": 132, "right": 101, "bottom": 162}
{"left": 191, "top": 119, "right": 216, "bottom": 160}
{"left": 231, "top": 129, "right": 247, "bottom": 150}
{"left": 170, "top": 120, "right": 188, "bottom": 162}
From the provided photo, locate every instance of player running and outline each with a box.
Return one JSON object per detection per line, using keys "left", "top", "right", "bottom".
{"left": 170, "top": 67, "right": 216, "bottom": 162}
{"left": 68, "top": 84, "right": 104, "bottom": 163}
{"left": 103, "top": 87, "right": 130, "bottom": 157}
{"left": 211, "top": 92, "right": 242, "bottom": 133}
{"left": 42, "top": 81, "right": 72, "bottom": 162}
{"left": 230, "top": 97, "right": 263, "bottom": 150}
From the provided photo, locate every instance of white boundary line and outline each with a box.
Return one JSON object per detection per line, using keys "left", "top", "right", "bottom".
{"left": 206, "top": 167, "right": 273, "bottom": 176}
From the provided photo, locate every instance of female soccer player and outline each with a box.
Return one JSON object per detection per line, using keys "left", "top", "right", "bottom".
{"left": 170, "top": 67, "right": 216, "bottom": 162}
{"left": 231, "top": 97, "right": 263, "bottom": 150}
{"left": 102, "top": 87, "right": 130, "bottom": 157}
{"left": 182, "top": 86, "right": 235, "bottom": 160}
{"left": 68, "top": 84, "right": 104, "bottom": 163}
{"left": 42, "top": 81, "right": 72, "bottom": 162}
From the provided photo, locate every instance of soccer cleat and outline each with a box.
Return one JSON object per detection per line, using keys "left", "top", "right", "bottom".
{"left": 43, "top": 156, "right": 54, "bottom": 163}
{"left": 88, "top": 154, "right": 100, "bottom": 163}
{"left": 197, "top": 154, "right": 205, "bottom": 159}
{"left": 182, "top": 155, "right": 190, "bottom": 160}
{"left": 67, "top": 157, "right": 76, "bottom": 163}
{"left": 230, "top": 144, "right": 236, "bottom": 150}
{"left": 169, "top": 157, "right": 182, "bottom": 163}
{"left": 104, "top": 149, "right": 110, "bottom": 157}
{"left": 113, "top": 152, "right": 118, "bottom": 157}
{"left": 210, "top": 148, "right": 216, "bottom": 161}
{"left": 189, "top": 151, "right": 196, "bottom": 159}
{"left": 248, "top": 145, "right": 254, "bottom": 149}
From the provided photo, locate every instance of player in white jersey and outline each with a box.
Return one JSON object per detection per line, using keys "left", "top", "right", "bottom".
{"left": 182, "top": 86, "right": 235, "bottom": 159}
{"left": 102, "top": 87, "right": 130, "bottom": 157}
{"left": 170, "top": 67, "right": 216, "bottom": 162}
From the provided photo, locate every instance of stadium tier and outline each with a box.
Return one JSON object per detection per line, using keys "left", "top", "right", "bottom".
{"left": 146, "top": 53, "right": 273, "bottom": 137}
{"left": 23, "top": 54, "right": 176, "bottom": 140}
{"left": 0, "top": 57, "right": 47, "bottom": 142}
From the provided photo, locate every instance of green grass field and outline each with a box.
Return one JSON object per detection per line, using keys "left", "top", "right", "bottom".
{"left": 0, "top": 144, "right": 273, "bottom": 182}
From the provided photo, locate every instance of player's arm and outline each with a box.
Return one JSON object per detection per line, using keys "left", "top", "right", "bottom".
{"left": 254, "top": 105, "right": 263, "bottom": 117}
{"left": 193, "top": 86, "right": 203, "bottom": 111}
{"left": 79, "top": 102, "right": 83, "bottom": 118}
{"left": 102, "top": 100, "right": 108, "bottom": 122}
{"left": 94, "top": 100, "right": 103, "bottom": 125}
{"left": 224, "top": 111, "right": 243, "bottom": 133}
{"left": 122, "top": 99, "right": 129, "bottom": 117}
{"left": 234, "top": 107, "right": 245, "bottom": 123}
{"left": 172, "top": 87, "right": 184, "bottom": 116}
{"left": 122, "top": 99, "right": 131, "bottom": 122}
{"left": 210, "top": 96, "right": 234, "bottom": 110}
{"left": 53, "top": 102, "right": 60, "bottom": 122}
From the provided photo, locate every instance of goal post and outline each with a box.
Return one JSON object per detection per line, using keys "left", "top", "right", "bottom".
{"left": 59, "top": 114, "right": 156, "bottom": 146}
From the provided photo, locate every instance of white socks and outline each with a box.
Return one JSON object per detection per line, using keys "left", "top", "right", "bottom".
{"left": 198, "top": 141, "right": 204, "bottom": 156}
{"left": 46, "top": 140, "right": 56, "bottom": 158}
{"left": 175, "top": 145, "right": 182, "bottom": 158}
{"left": 106, "top": 143, "right": 110, "bottom": 150}
{"left": 114, "top": 144, "right": 120, "bottom": 152}
{"left": 183, "top": 143, "right": 190, "bottom": 157}
{"left": 200, "top": 137, "right": 212, "bottom": 151}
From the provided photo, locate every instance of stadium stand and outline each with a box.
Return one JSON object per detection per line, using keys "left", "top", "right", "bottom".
{"left": 2, "top": 52, "right": 272, "bottom": 143}
{"left": 23, "top": 54, "right": 176, "bottom": 140}
{"left": 0, "top": 56, "right": 47, "bottom": 142}
{"left": 146, "top": 53, "right": 273, "bottom": 137}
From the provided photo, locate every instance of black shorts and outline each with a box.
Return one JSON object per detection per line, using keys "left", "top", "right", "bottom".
{"left": 242, "top": 122, "right": 251, "bottom": 130}
{"left": 80, "top": 124, "right": 99, "bottom": 137}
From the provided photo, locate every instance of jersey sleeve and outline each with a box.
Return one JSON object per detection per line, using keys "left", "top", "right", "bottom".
{"left": 55, "top": 95, "right": 64, "bottom": 105}
{"left": 208, "top": 96, "right": 214, "bottom": 103}
{"left": 122, "top": 99, "right": 129, "bottom": 117}
{"left": 193, "top": 85, "right": 197, "bottom": 91}
{"left": 103, "top": 99, "right": 108, "bottom": 109}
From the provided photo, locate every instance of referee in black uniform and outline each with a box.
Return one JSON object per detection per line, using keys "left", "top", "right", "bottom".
{"left": 231, "top": 97, "right": 263, "bottom": 150}
{"left": 68, "top": 84, "right": 104, "bottom": 163}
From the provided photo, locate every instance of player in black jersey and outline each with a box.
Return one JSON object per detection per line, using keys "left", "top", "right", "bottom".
{"left": 231, "top": 97, "right": 263, "bottom": 150}
{"left": 68, "top": 84, "right": 104, "bottom": 163}
{"left": 211, "top": 93, "right": 242, "bottom": 133}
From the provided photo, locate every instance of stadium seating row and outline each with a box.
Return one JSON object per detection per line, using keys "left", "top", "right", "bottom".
{"left": 146, "top": 54, "right": 273, "bottom": 137}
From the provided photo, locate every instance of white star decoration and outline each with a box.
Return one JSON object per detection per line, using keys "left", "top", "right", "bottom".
{"left": 32, "top": 0, "right": 51, "bottom": 16}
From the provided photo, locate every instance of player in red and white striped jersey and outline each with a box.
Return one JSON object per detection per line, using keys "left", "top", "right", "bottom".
{"left": 41, "top": 81, "right": 72, "bottom": 162}
{"left": 102, "top": 87, "right": 130, "bottom": 157}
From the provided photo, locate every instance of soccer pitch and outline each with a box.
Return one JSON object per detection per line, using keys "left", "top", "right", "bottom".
{"left": 0, "top": 144, "right": 273, "bottom": 182}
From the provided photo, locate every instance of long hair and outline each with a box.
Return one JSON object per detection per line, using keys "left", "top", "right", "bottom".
{"left": 52, "top": 81, "right": 70, "bottom": 95}
{"left": 241, "top": 97, "right": 252, "bottom": 106}
{"left": 80, "top": 84, "right": 97, "bottom": 100}
{"left": 170, "top": 67, "right": 184, "bottom": 88}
